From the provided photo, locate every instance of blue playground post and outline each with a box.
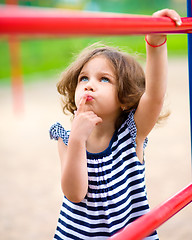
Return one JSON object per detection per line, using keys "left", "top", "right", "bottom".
{"left": 187, "top": 0, "right": 192, "bottom": 167}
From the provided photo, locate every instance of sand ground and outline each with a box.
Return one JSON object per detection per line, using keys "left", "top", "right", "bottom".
{"left": 0, "top": 57, "right": 191, "bottom": 240}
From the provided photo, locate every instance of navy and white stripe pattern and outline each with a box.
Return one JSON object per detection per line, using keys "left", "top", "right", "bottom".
{"left": 50, "top": 110, "right": 158, "bottom": 240}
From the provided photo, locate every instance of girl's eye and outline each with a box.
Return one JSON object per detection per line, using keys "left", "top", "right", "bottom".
{"left": 101, "top": 77, "right": 109, "bottom": 83}
{"left": 80, "top": 76, "right": 88, "bottom": 82}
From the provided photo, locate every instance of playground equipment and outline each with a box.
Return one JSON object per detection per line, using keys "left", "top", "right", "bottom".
{"left": 0, "top": 5, "right": 192, "bottom": 35}
{"left": 0, "top": 2, "right": 192, "bottom": 239}
{"left": 110, "top": 183, "right": 192, "bottom": 240}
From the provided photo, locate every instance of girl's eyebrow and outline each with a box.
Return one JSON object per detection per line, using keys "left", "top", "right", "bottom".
{"left": 78, "top": 71, "right": 116, "bottom": 80}
{"left": 78, "top": 71, "right": 87, "bottom": 77}
{"left": 100, "top": 72, "right": 115, "bottom": 79}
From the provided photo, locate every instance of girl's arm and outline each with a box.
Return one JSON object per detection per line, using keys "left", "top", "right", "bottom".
{"left": 134, "top": 9, "right": 182, "bottom": 150}
{"left": 58, "top": 134, "right": 88, "bottom": 203}
{"left": 58, "top": 95, "right": 102, "bottom": 203}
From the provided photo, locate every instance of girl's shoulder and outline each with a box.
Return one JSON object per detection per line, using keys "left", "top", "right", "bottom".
{"left": 49, "top": 122, "right": 70, "bottom": 145}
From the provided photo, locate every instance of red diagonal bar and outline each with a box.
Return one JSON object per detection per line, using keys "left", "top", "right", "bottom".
{"left": 109, "top": 183, "right": 192, "bottom": 240}
{"left": 0, "top": 6, "right": 192, "bottom": 36}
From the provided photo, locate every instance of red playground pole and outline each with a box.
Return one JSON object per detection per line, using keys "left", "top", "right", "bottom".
{"left": 109, "top": 183, "right": 192, "bottom": 240}
{"left": 6, "top": 1, "right": 24, "bottom": 114}
{"left": 0, "top": 6, "right": 192, "bottom": 36}
{"left": 8, "top": 36, "right": 24, "bottom": 114}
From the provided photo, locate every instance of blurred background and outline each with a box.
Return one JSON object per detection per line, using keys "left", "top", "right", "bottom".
{"left": 0, "top": 0, "right": 191, "bottom": 240}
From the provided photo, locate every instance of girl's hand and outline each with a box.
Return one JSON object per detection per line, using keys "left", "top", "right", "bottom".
{"left": 152, "top": 9, "right": 182, "bottom": 26}
{"left": 70, "top": 95, "right": 102, "bottom": 142}
{"left": 147, "top": 9, "right": 182, "bottom": 46}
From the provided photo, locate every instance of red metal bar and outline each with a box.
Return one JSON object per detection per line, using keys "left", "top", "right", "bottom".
{"left": 0, "top": 6, "right": 192, "bottom": 36}
{"left": 5, "top": 0, "right": 24, "bottom": 114}
{"left": 109, "top": 183, "right": 192, "bottom": 240}
{"left": 8, "top": 36, "right": 24, "bottom": 114}
{"left": 5, "top": 0, "right": 18, "bottom": 4}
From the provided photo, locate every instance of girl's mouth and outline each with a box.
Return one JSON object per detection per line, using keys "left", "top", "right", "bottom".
{"left": 86, "top": 96, "right": 94, "bottom": 101}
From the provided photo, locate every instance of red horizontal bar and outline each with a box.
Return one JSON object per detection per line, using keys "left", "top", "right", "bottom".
{"left": 0, "top": 6, "right": 192, "bottom": 36}
{"left": 109, "top": 183, "right": 192, "bottom": 240}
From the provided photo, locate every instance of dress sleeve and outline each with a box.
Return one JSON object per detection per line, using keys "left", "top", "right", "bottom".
{"left": 126, "top": 109, "right": 148, "bottom": 149}
{"left": 49, "top": 122, "right": 69, "bottom": 145}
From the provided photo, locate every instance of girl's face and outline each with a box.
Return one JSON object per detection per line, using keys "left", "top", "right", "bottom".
{"left": 75, "top": 56, "right": 122, "bottom": 121}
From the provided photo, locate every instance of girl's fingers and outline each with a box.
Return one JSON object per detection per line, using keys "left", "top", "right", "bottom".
{"left": 166, "top": 9, "right": 182, "bottom": 26}
{"left": 75, "top": 95, "right": 102, "bottom": 125}
{"left": 173, "top": 15, "right": 182, "bottom": 26}
{"left": 95, "top": 116, "right": 103, "bottom": 125}
{"left": 76, "top": 94, "right": 88, "bottom": 114}
{"left": 153, "top": 9, "right": 182, "bottom": 26}
{"left": 85, "top": 111, "right": 102, "bottom": 124}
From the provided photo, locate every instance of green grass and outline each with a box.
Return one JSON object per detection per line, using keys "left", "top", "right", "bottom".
{"left": 0, "top": 34, "right": 188, "bottom": 84}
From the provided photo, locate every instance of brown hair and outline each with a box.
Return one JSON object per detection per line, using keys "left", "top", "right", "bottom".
{"left": 57, "top": 43, "right": 145, "bottom": 129}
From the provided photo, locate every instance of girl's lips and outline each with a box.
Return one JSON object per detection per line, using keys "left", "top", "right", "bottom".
{"left": 86, "top": 95, "right": 94, "bottom": 101}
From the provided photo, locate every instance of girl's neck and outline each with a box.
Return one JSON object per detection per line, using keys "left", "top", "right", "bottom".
{"left": 86, "top": 120, "right": 116, "bottom": 154}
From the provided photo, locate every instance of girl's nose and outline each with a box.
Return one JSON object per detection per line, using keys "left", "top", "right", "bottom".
{"left": 84, "top": 81, "right": 94, "bottom": 92}
{"left": 84, "top": 86, "right": 94, "bottom": 91}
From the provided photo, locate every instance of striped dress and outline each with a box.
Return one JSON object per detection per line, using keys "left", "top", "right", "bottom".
{"left": 49, "top": 110, "right": 159, "bottom": 240}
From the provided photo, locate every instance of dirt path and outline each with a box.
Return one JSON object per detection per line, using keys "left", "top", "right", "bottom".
{"left": 0, "top": 57, "right": 191, "bottom": 240}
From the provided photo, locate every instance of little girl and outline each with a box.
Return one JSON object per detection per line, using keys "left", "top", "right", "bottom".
{"left": 50, "top": 9, "right": 181, "bottom": 240}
